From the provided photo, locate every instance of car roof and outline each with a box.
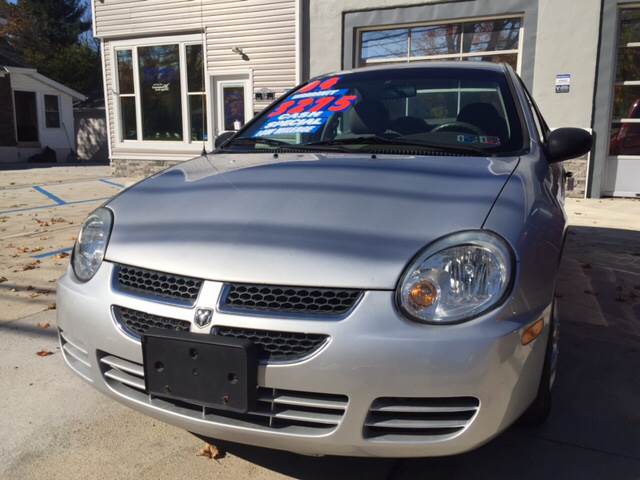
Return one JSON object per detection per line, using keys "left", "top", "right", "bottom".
{"left": 332, "top": 60, "right": 508, "bottom": 77}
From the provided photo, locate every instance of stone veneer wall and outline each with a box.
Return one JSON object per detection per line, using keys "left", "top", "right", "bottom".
{"left": 112, "top": 158, "right": 181, "bottom": 177}
{"left": 564, "top": 156, "right": 588, "bottom": 198}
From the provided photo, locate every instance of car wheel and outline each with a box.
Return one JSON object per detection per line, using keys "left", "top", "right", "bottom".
{"left": 518, "top": 300, "right": 559, "bottom": 426}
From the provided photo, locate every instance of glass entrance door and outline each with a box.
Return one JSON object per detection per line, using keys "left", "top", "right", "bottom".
{"left": 214, "top": 75, "right": 252, "bottom": 135}
{"left": 607, "top": 8, "right": 640, "bottom": 196}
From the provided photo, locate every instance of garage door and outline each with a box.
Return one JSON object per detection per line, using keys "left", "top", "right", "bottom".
{"left": 606, "top": 8, "right": 640, "bottom": 197}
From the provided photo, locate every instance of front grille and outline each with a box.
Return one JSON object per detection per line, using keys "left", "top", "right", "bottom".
{"left": 364, "top": 397, "right": 480, "bottom": 441}
{"left": 221, "top": 283, "right": 362, "bottom": 316}
{"left": 113, "top": 305, "right": 191, "bottom": 337}
{"left": 99, "top": 353, "right": 348, "bottom": 435}
{"left": 113, "top": 306, "right": 328, "bottom": 362}
{"left": 114, "top": 264, "right": 203, "bottom": 305}
{"left": 213, "top": 326, "right": 328, "bottom": 361}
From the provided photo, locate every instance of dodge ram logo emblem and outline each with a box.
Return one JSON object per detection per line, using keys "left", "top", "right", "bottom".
{"left": 194, "top": 308, "right": 213, "bottom": 328}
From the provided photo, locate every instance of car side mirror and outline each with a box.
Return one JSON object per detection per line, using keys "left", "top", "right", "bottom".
{"left": 546, "top": 128, "right": 592, "bottom": 163}
{"left": 214, "top": 130, "right": 237, "bottom": 149}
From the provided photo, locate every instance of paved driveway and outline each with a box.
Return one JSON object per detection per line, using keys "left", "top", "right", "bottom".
{"left": 0, "top": 167, "right": 639, "bottom": 479}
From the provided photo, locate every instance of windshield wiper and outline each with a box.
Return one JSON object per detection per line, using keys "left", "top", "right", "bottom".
{"left": 222, "top": 136, "right": 350, "bottom": 153}
{"left": 223, "top": 136, "right": 292, "bottom": 148}
{"left": 306, "top": 136, "right": 491, "bottom": 156}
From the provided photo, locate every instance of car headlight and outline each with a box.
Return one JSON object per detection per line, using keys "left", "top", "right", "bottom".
{"left": 72, "top": 207, "right": 113, "bottom": 282}
{"left": 397, "top": 231, "right": 513, "bottom": 324}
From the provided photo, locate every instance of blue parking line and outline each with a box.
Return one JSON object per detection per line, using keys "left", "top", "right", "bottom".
{"left": 0, "top": 197, "right": 112, "bottom": 215}
{"left": 99, "top": 178, "right": 125, "bottom": 189}
{"left": 32, "top": 185, "right": 66, "bottom": 205}
{"left": 32, "top": 247, "right": 73, "bottom": 259}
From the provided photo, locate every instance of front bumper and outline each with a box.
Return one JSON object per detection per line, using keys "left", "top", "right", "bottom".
{"left": 57, "top": 262, "right": 550, "bottom": 457}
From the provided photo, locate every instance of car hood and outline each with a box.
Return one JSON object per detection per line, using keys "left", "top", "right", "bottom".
{"left": 105, "top": 152, "right": 518, "bottom": 289}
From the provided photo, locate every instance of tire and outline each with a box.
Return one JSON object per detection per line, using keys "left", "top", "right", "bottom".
{"left": 518, "top": 302, "right": 558, "bottom": 426}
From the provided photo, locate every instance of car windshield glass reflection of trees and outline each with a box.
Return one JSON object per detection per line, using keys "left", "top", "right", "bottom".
{"left": 138, "top": 45, "right": 183, "bottom": 141}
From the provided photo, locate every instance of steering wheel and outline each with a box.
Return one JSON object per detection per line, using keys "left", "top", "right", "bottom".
{"left": 431, "top": 121, "right": 484, "bottom": 136}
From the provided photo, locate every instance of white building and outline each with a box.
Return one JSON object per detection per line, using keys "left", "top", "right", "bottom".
{"left": 0, "top": 64, "right": 86, "bottom": 164}
{"left": 91, "top": 0, "right": 302, "bottom": 176}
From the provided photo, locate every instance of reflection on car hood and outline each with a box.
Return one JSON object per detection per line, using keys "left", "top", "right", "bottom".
{"left": 105, "top": 152, "right": 518, "bottom": 289}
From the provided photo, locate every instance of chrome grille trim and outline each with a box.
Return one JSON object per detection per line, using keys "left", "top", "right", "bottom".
{"left": 219, "top": 283, "right": 363, "bottom": 317}
{"left": 98, "top": 353, "right": 348, "bottom": 435}
{"left": 113, "top": 264, "right": 203, "bottom": 306}
{"left": 364, "top": 397, "right": 480, "bottom": 441}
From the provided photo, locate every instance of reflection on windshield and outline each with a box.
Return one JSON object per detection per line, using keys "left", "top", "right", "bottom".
{"left": 227, "top": 67, "right": 524, "bottom": 155}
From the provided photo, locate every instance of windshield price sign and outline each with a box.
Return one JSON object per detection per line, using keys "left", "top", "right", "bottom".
{"left": 254, "top": 77, "right": 357, "bottom": 136}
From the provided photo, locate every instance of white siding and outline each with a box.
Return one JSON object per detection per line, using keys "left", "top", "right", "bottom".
{"left": 95, "top": 0, "right": 297, "bottom": 161}
{"left": 10, "top": 72, "right": 76, "bottom": 156}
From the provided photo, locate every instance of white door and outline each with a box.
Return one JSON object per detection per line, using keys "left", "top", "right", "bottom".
{"left": 213, "top": 74, "right": 253, "bottom": 136}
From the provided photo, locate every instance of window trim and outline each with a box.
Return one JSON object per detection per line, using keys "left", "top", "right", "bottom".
{"left": 43, "top": 94, "right": 61, "bottom": 129}
{"left": 356, "top": 15, "right": 524, "bottom": 73}
{"left": 110, "top": 34, "right": 210, "bottom": 151}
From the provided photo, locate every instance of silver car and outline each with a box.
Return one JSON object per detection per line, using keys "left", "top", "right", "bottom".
{"left": 58, "top": 62, "right": 592, "bottom": 457}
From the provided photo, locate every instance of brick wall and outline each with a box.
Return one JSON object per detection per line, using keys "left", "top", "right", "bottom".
{"left": 0, "top": 75, "right": 16, "bottom": 147}
{"left": 112, "top": 158, "right": 181, "bottom": 177}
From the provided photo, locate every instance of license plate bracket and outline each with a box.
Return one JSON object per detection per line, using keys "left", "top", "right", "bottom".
{"left": 142, "top": 329, "right": 257, "bottom": 413}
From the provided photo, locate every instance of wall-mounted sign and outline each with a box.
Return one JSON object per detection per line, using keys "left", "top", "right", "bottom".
{"left": 152, "top": 83, "right": 170, "bottom": 92}
{"left": 555, "top": 74, "right": 571, "bottom": 94}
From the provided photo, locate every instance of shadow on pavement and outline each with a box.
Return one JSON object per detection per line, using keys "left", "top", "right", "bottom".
{"left": 198, "top": 225, "right": 640, "bottom": 479}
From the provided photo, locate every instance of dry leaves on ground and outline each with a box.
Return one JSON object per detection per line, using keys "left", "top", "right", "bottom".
{"left": 16, "top": 246, "right": 43, "bottom": 254}
{"left": 37, "top": 322, "right": 50, "bottom": 329}
{"left": 56, "top": 252, "right": 70, "bottom": 259}
{"left": 22, "top": 260, "right": 41, "bottom": 271}
{"left": 36, "top": 350, "right": 54, "bottom": 357}
{"left": 46, "top": 303, "right": 56, "bottom": 310}
{"left": 0, "top": 276, "right": 7, "bottom": 283}
{"left": 197, "top": 443, "right": 226, "bottom": 461}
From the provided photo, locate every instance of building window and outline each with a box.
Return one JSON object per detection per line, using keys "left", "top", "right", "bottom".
{"left": 116, "top": 49, "right": 137, "bottom": 140}
{"left": 610, "top": 9, "right": 640, "bottom": 156}
{"left": 44, "top": 95, "right": 60, "bottom": 128}
{"left": 138, "top": 44, "right": 183, "bottom": 141}
{"left": 113, "top": 36, "right": 206, "bottom": 145}
{"left": 186, "top": 44, "right": 207, "bottom": 141}
{"left": 358, "top": 17, "right": 522, "bottom": 71}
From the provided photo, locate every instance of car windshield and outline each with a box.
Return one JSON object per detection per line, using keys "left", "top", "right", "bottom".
{"left": 223, "top": 66, "right": 525, "bottom": 156}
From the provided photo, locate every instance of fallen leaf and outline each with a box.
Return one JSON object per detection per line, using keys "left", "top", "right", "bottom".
{"left": 50, "top": 217, "right": 66, "bottom": 224}
{"left": 0, "top": 276, "right": 7, "bottom": 283}
{"left": 26, "top": 285, "right": 35, "bottom": 291}
{"left": 46, "top": 303, "right": 56, "bottom": 310}
{"left": 37, "top": 322, "right": 50, "bottom": 329}
{"left": 197, "top": 443, "right": 226, "bottom": 461}
{"left": 55, "top": 252, "right": 70, "bottom": 259}
{"left": 36, "top": 350, "right": 53, "bottom": 357}
{"left": 29, "top": 292, "right": 40, "bottom": 298}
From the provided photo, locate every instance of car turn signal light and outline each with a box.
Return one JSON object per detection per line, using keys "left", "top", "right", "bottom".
{"left": 521, "top": 318, "right": 544, "bottom": 345}
{"left": 408, "top": 280, "right": 438, "bottom": 309}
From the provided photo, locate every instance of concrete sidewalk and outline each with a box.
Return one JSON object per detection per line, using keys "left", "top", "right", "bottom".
{"left": 0, "top": 166, "right": 639, "bottom": 479}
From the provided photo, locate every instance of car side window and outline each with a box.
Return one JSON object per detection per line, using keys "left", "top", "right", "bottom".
{"left": 518, "top": 78, "right": 550, "bottom": 143}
